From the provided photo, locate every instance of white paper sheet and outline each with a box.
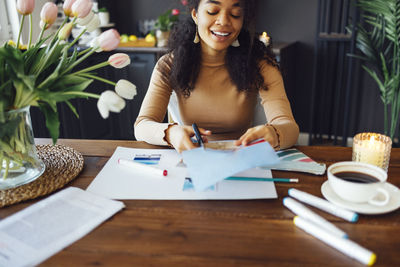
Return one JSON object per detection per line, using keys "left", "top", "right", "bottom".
{"left": 0, "top": 187, "right": 124, "bottom": 267}
{"left": 86, "top": 146, "right": 277, "bottom": 200}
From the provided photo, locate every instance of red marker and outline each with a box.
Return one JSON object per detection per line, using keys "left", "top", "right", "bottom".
{"left": 118, "top": 158, "right": 168, "bottom": 177}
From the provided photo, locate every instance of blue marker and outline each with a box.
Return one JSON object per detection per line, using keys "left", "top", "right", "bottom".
{"left": 192, "top": 123, "right": 203, "bottom": 147}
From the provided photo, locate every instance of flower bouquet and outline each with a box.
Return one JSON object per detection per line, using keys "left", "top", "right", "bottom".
{"left": 0, "top": 0, "right": 136, "bottom": 188}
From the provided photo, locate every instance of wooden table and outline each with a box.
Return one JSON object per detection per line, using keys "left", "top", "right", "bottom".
{"left": 1, "top": 139, "right": 399, "bottom": 267}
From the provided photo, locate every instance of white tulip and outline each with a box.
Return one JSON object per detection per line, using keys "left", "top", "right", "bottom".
{"left": 77, "top": 10, "right": 94, "bottom": 26}
{"left": 85, "top": 14, "right": 100, "bottom": 32}
{"left": 90, "top": 37, "right": 102, "bottom": 52}
{"left": 97, "top": 98, "right": 109, "bottom": 119}
{"left": 97, "top": 90, "right": 126, "bottom": 119}
{"left": 115, "top": 79, "right": 137, "bottom": 100}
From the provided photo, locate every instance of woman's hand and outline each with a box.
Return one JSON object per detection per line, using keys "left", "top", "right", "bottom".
{"left": 166, "top": 125, "right": 212, "bottom": 153}
{"left": 234, "top": 125, "right": 278, "bottom": 148}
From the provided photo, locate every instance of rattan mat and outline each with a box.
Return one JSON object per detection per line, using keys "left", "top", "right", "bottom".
{"left": 0, "top": 144, "right": 84, "bottom": 208}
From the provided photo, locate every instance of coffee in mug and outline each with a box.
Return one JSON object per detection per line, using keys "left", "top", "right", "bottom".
{"left": 327, "top": 162, "right": 390, "bottom": 206}
{"left": 334, "top": 171, "right": 380, "bottom": 184}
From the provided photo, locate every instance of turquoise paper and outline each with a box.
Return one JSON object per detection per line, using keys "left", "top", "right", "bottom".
{"left": 182, "top": 141, "right": 279, "bottom": 191}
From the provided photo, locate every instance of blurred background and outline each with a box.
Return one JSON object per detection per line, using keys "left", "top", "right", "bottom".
{"left": 0, "top": 0, "right": 390, "bottom": 146}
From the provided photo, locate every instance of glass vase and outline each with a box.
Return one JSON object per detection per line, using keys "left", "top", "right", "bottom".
{"left": 0, "top": 106, "right": 45, "bottom": 190}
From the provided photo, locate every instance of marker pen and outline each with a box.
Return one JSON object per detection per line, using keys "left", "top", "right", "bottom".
{"left": 118, "top": 158, "right": 168, "bottom": 177}
{"left": 293, "top": 216, "right": 376, "bottom": 266}
{"left": 288, "top": 188, "right": 358, "bottom": 222}
{"left": 283, "top": 197, "right": 348, "bottom": 238}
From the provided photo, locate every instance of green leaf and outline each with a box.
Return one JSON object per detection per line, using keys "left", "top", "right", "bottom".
{"left": 0, "top": 101, "right": 4, "bottom": 123}
{"left": 0, "top": 46, "right": 24, "bottom": 74}
{"left": 67, "top": 47, "right": 79, "bottom": 66}
{"left": 65, "top": 100, "right": 79, "bottom": 118}
{"left": 24, "top": 34, "right": 53, "bottom": 71}
{"left": 28, "top": 47, "right": 48, "bottom": 74}
{"left": 38, "top": 102, "right": 60, "bottom": 144}
{"left": 0, "top": 115, "right": 20, "bottom": 139}
{"left": 37, "top": 48, "right": 69, "bottom": 90}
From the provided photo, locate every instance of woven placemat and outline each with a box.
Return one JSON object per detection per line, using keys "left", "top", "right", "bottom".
{"left": 0, "top": 144, "right": 84, "bottom": 208}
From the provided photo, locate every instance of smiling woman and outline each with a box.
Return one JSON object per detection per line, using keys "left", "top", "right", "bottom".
{"left": 134, "top": 0, "right": 299, "bottom": 152}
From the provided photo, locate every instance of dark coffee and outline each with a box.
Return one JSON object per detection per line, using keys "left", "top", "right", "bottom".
{"left": 334, "top": 171, "right": 380, "bottom": 183}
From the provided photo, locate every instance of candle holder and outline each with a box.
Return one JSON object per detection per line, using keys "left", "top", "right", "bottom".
{"left": 259, "top": 32, "right": 270, "bottom": 47}
{"left": 352, "top": 132, "right": 392, "bottom": 172}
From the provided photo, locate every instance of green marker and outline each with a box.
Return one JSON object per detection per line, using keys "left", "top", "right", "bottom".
{"left": 225, "top": 177, "right": 298, "bottom": 183}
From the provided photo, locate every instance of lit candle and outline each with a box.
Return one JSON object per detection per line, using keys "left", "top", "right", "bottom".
{"left": 259, "top": 31, "right": 270, "bottom": 46}
{"left": 352, "top": 132, "right": 392, "bottom": 171}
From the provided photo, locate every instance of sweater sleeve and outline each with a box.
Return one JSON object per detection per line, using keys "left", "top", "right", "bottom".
{"left": 134, "top": 55, "right": 174, "bottom": 146}
{"left": 259, "top": 62, "right": 299, "bottom": 149}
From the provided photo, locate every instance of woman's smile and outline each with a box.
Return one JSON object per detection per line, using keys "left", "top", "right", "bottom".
{"left": 211, "top": 30, "right": 232, "bottom": 41}
{"left": 192, "top": 0, "right": 244, "bottom": 54}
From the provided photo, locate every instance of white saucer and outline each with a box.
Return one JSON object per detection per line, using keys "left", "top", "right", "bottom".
{"left": 321, "top": 181, "right": 400, "bottom": 214}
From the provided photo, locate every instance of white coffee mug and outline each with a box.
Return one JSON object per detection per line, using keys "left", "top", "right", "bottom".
{"left": 327, "top": 161, "right": 390, "bottom": 206}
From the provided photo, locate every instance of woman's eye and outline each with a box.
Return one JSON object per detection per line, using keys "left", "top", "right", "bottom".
{"left": 207, "top": 10, "right": 218, "bottom": 15}
{"left": 231, "top": 9, "right": 242, "bottom": 18}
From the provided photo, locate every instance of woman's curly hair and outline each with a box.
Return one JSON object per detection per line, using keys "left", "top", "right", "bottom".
{"left": 158, "top": 0, "right": 278, "bottom": 97}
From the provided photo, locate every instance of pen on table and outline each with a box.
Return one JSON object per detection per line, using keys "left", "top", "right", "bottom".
{"left": 192, "top": 123, "right": 203, "bottom": 147}
{"left": 283, "top": 197, "right": 348, "bottom": 238}
{"left": 288, "top": 188, "right": 359, "bottom": 223}
{"left": 118, "top": 158, "right": 168, "bottom": 177}
{"left": 225, "top": 177, "right": 298, "bottom": 183}
{"left": 293, "top": 216, "right": 376, "bottom": 266}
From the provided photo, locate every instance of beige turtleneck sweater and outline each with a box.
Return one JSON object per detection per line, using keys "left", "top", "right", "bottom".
{"left": 134, "top": 52, "right": 299, "bottom": 149}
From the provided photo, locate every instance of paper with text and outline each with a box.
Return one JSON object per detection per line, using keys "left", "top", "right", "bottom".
{"left": 0, "top": 187, "right": 124, "bottom": 267}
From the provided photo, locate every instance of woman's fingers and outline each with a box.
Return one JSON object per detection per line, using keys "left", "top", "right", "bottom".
{"left": 199, "top": 128, "right": 212, "bottom": 135}
{"left": 167, "top": 125, "right": 213, "bottom": 152}
{"left": 235, "top": 125, "right": 277, "bottom": 147}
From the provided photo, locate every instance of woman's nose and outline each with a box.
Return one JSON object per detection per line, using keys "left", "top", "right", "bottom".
{"left": 215, "top": 11, "right": 231, "bottom": 26}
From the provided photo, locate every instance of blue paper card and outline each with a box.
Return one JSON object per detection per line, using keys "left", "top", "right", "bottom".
{"left": 181, "top": 141, "right": 279, "bottom": 191}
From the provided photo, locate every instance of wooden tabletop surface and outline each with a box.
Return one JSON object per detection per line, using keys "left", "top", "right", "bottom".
{"left": 1, "top": 139, "right": 399, "bottom": 267}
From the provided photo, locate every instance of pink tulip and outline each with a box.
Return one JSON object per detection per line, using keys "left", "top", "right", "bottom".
{"left": 108, "top": 53, "right": 131, "bottom": 69}
{"left": 181, "top": 0, "right": 188, "bottom": 6}
{"left": 172, "top": 9, "right": 180, "bottom": 16}
{"left": 16, "top": 0, "right": 35, "bottom": 15}
{"left": 40, "top": 2, "right": 58, "bottom": 25}
{"left": 63, "top": 0, "right": 76, "bottom": 17}
{"left": 72, "top": 0, "right": 93, "bottom": 18}
{"left": 98, "top": 29, "right": 120, "bottom": 51}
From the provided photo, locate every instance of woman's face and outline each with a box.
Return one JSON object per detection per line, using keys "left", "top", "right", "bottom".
{"left": 192, "top": 0, "right": 244, "bottom": 54}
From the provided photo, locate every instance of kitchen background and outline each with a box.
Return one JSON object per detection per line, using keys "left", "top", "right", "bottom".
{"left": 6, "top": 0, "right": 385, "bottom": 145}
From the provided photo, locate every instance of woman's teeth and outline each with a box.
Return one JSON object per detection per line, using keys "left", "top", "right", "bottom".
{"left": 212, "top": 31, "right": 230, "bottom": 37}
